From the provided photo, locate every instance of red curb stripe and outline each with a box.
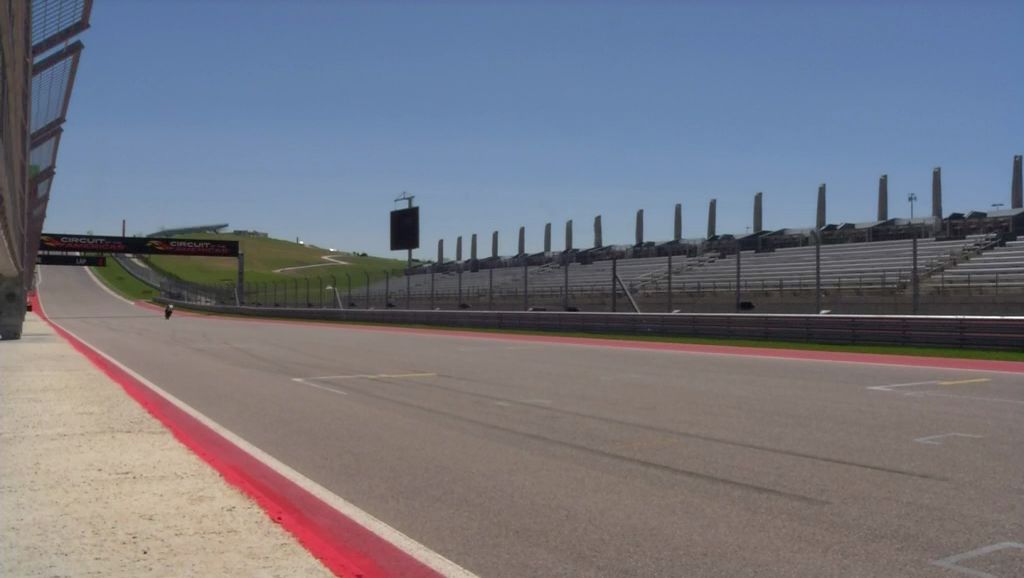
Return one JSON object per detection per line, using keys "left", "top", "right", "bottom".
{"left": 30, "top": 293, "right": 443, "bottom": 578}
{"left": 150, "top": 302, "right": 1024, "bottom": 374}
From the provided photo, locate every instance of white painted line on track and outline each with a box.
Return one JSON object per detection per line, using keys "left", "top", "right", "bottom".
{"left": 913, "top": 433, "right": 983, "bottom": 445}
{"left": 866, "top": 380, "right": 939, "bottom": 392}
{"left": 937, "top": 378, "right": 991, "bottom": 386}
{"left": 307, "top": 372, "right": 438, "bottom": 381}
{"left": 291, "top": 378, "right": 349, "bottom": 395}
{"left": 82, "top": 264, "right": 137, "bottom": 306}
{"left": 931, "top": 542, "right": 1024, "bottom": 577}
{"left": 48, "top": 324, "right": 477, "bottom": 578}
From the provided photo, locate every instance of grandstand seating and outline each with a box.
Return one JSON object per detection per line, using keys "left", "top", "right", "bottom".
{"left": 367, "top": 235, "right": 995, "bottom": 298}
{"left": 937, "top": 239, "right": 1024, "bottom": 288}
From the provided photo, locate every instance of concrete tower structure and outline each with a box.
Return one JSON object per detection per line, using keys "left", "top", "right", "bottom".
{"left": 707, "top": 199, "right": 717, "bottom": 238}
{"left": 491, "top": 231, "right": 498, "bottom": 258}
{"left": 753, "top": 192, "right": 763, "bottom": 233}
{"left": 674, "top": 203, "right": 682, "bottom": 242}
{"left": 518, "top": 227, "right": 525, "bottom": 256}
{"left": 1012, "top": 155, "right": 1022, "bottom": 209}
{"left": 816, "top": 184, "right": 826, "bottom": 229}
{"left": 565, "top": 220, "right": 573, "bottom": 252}
{"left": 635, "top": 209, "right": 644, "bottom": 245}
{"left": 594, "top": 215, "right": 603, "bottom": 248}
{"left": 470, "top": 233, "right": 477, "bottom": 261}
{"left": 878, "top": 174, "right": 888, "bottom": 221}
{"left": 932, "top": 167, "right": 943, "bottom": 219}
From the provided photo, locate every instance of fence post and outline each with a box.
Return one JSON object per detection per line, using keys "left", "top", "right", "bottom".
{"left": 488, "top": 268, "right": 494, "bottom": 311}
{"left": 813, "top": 230, "right": 822, "bottom": 314}
{"left": 346, "top": 273, "right": 352, "bottom": 308}
{"left": 611, "top": 258, "right": 618, "bottom": 312}
{"left": 667, "top": 252, "right": 673, "bottom": 313}
{"left": 406, "top": 273, "right": 411, "bottom": 310}
{"left": 365, "top": 271, "right": 371, "bottom": 308}
{"left": 563, "top": 254, "right": 570, "bottom": 310}
{"left": 523, "top": 260, "right": 528, "bottom": 311}
{"left": 430, "top": 267, "right": 436, "bottom": 309}
{"left": 385, "top": 271, "right": 390, "bottom": 307}
{"left": 318, "top": 277, "right": 323, "bottom": 308}
{"left": 457, "top": 266, "right": 463, "bottom": 307}
{"left": 912, "top": 235, "right": 920, "bottom": 315}
{"left": 735, "top": 248, "right": 741, "bottom": 312}
{"left": 330, "top": 275, "right": 338, "bottom": 308}
{"left": 263, "top": 282, "right": 269, "bottom": 306}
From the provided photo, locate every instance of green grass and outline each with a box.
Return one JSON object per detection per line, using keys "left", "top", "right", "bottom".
{"left": 172, "top": 306, "right": 1024, "bottom": 362}
{"left": 91, "top": 257, "right": 158, "bottom": 301}
{"left": 144, "top": 233, "right": 408, "bottom": 289}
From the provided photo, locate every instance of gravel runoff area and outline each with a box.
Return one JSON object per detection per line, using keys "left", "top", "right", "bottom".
{"left": 0, "top": 314, "right": 334, "bottom": 578}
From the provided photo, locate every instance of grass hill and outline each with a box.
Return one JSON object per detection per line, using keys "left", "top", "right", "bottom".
{"left": 144, "top": 233, "right": 409, "bottom": 289}
{"left": 91, "top": 233, "right": 411, "bottom": 301}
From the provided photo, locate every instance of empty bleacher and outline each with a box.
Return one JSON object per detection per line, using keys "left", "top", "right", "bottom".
{"left": 937, "top": 239, "right": 1024, "bottom": 288}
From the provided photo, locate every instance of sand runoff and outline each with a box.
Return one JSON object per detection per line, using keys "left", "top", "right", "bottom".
{"left": 0, "top": 315, "right": 334, "bottom": 578}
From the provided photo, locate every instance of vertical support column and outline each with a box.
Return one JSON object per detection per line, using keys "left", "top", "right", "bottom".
{"left": 932, "top": 167, "right": 943, "bottom": 220}
{"left": 544, "top": 223, "right": 552, "bottom": 253}
{"left": 667, "top": 252, "right": 673, "bottom": 313}
{"left": 813, "top": 230, "right": 822, "bottom": 314}
{"left": 635, "top": 209, "right": 644, "bottom": 246}
{"left": 912, "top": 235, "right": 920, "bottom": 314}
{"left": 674, "top": 203, "right": 682, "bottom": 242}
{"left": 1013, "top": 155, "right": 1023, "bottom": 209}
{"left": 707, "top": 199, "right": 717, "bottom": 238}
{"left": 735, "top": 248, "right": 741, "bottom": 312}
{"left": 611, "top": 258, "right": 618, "bottom": 312}
{"left": 522, "top": 259, "right": 529, "bottom": 311}
{"left": 594, "top": 215, "right": 603, "bottom": 248}
{"left": 753, "top": 193, "right": 763, "bottom": 234}
{"left": 236, "top": 252, "right": 245, "bottom": 306}
{"left": 816, "top": 184, "right": 826, "bottom": 229}
{"left": 878, "top": 174, "right": 889, "bottom": 221}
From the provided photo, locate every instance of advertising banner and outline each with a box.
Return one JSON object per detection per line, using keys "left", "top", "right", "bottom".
{"left": 39, "top": 234, "right": 239, "bottom": 257}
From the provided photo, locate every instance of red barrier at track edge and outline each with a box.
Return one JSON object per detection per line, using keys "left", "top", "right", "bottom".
{"left": 29, "top": 293, "right": 443, "bottom": 578}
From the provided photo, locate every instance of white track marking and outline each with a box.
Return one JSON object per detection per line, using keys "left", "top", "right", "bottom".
{"left": 305, "top": 373, "right": 438, "bottom": 381}
{"left": 913, "top": 433, "right": 983, "bottom": 445}
{"left": 83, "top": 265, "right": 136, "bottom": 306}
{"left": 273, "top": 255, "right": 352, "bottom": 273}
{"left": 866, "top": 380, "right": 938, "bottom": 392}
{"left": 931, "top": 542, "right": 1024, "bottom": 577}
{"left": 291, "top": 378, "right": 349, "bottom": 395}
{"left": 937, "top": 378, "right": 991, "bottom": 386}
{"left": 45, "top": 321, "right": 477, "bottom": 578}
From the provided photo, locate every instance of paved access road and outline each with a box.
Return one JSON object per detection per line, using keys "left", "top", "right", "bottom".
{"left": 38, "top": 266, "right": 1024, "bottom": 577}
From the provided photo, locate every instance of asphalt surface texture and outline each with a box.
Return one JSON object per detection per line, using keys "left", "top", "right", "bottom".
{"left": 37, "top": 265, "right": 1024, "bottom": 577}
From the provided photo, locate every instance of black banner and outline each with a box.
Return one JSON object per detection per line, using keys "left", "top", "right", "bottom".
{"left": 39, "top": 233, "right": 239, "bottom": 257}
{"left": 37, "top": 254, "right": 107, "bottom": 266}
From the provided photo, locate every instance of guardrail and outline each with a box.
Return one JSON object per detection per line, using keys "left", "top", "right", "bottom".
{"left": 155, "top": 298, "right": 1024, "bottom": 351}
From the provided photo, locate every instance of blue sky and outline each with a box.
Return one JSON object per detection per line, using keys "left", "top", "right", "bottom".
{"left": 48, "top": 0, "right": 1023, "bottom": 257}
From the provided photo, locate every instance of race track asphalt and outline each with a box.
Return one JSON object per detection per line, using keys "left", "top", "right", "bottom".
{"left": 35, "top": 265, "right": 1024, "bottom": 577}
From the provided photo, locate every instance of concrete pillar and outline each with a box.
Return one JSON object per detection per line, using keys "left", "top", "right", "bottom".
{"left": 456, "top": 236, "right": 463, "bottom": 262}
{"left": 594, "top": 215, "right": 603, "bottom": 248}
{"left": 878, "top": 174, "right": 888, "bottom": 221}
{"left": 544, "top": 223, "right": 552, "bottom": 253}
{"left": 518, "top": 226, "right": 525, "bottom": 256}
{"left": 753, "top": 192, "right": 763, "bottom": 234}
{"left": 816, "top": 184, "right": 826, "bottom": 229}
{"left": 565, "top": 220, "right": 573, "bottom": 252}
{"left": 673, "top": 203, "right": 682, "bottom": 242}
{"left": 437, "top": 239, "right": 443, "bottom": 263}
{"left": 707, "top": 199, "right": 717, "bottom": 239}
{"left": 932, "top": 167, "right": 943, "bottom": 219}
{"left": 470, "top": 233, "right": 477, "bottom": 261}
{"left": 635, "top": 209, "right": 644, "bottom": 246}
{"left": 491, "top": 231, "right": 499, "bottom": 258}
{"left": 1012, "top": 155, "right": 1023, "bottom": 209}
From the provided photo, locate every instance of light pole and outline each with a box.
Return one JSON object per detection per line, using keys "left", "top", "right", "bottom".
{"left": 907, "top": 192, "right": 918, "bottom": 219}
